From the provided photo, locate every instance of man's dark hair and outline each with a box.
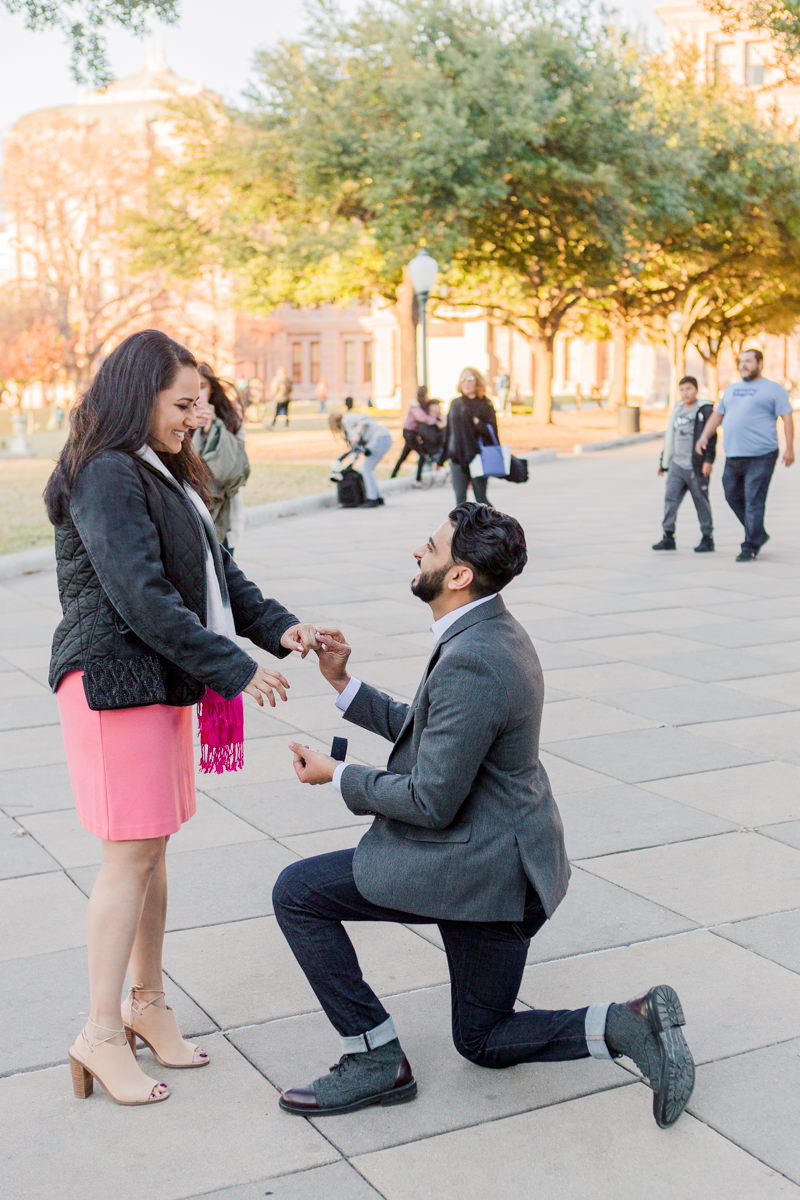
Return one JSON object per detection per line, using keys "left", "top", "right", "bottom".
{"left": 448, "top": 502, "right": 527, "bottom": 597}
{"left": 679, "top": 376, "right": 698, "bottom": 389}
{"left": 742, "top": 348, "right": 764, "bottom": 365}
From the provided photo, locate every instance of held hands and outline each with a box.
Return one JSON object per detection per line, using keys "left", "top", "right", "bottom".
{"left": 280, "top": 623, "right": 320, "bottom": 658}
{"left": 312, "top": 626, "right": 352, "bottom": 693}
{"left": 289, "top": 742, "right": 337, "bottom": 785}
{"left": 695, "top": 438, "right": 707, "bottom": 455}
{"left": 657, "top": 466, "right": 665, "bottom": 477}
{"left": 701, "top": 462, "right": 713, "bottom": 478}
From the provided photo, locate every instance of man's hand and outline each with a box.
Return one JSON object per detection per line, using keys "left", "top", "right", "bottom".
{"left": 312, "top": 626, "right": 352, "bottom": 693}
{"left": 695, "top": 438, "right": 707, "bottom": 454}
{"left": 289, "top": 742, "right": 337, "bottom": 785}
{"left": 244, "top": 665, "right": 290, "bottom": 707}
{"left": 784, "top": 447, "right": 795, "bottom": 467}
{"left": 701, "top": 461, "right": 713, "bottom": 477}
{"left": 280, "top": 624, "right": 320, "bottom": 658}
{"left": 657, "top": 466, "right": 665, "bottom": 477}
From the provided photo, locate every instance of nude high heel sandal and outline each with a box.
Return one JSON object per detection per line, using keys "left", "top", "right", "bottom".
{"left": 122, "top": 986, "right": 209, "bottom": 1069}
{"left": 69, "top": 1021, "right": 169, "bottom": 1105}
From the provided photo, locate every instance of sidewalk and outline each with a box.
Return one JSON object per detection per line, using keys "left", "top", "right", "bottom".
{"left": 2, "top": 443, "right": 799, "bottom": 1199}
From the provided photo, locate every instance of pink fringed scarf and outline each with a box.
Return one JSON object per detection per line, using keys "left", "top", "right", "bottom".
{"left": 198, "top": 687, "right": 244, "bottom": 774}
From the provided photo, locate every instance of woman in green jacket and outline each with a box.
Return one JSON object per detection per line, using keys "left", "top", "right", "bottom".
{"left": 193, "top": 363, "right": 250, "bottom": 554}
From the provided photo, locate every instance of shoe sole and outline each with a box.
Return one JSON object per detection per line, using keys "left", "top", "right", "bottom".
{"left": 279, "top": 1078, "right": 418, "bottom": 1117}
{"left": 644, "top": 985, "right": 695, "bottom": 1128}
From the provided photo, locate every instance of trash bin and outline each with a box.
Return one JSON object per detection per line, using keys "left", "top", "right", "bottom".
{"left": 617, "top": 405, "right": 640, "bottom": 435}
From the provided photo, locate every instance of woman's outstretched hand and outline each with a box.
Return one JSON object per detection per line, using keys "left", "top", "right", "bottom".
{"left": 244, "top": 665, "right": 290, "bottom": 707}
{"left": 280, "top": 623, "right": 320, "bottom": 658}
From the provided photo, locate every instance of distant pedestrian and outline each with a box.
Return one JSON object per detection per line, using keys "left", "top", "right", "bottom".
{"left": 652, "top": 376, "right": 716, "bottom": 554}
{"left": 696, "top": 349, "right": 794, "bottom": 561}
{"left": 444, "top": 367, "right": 499, "bottom": 505}
{"left": 269, "top": 366, "right": 292, "bottom": 428}
{"left": 391, "top": 386, "right": 445, "bottom": 483}
{"left": 330, "top": 410, "right": 393, "bottom": 507}
{"left": 193, "top": 362, "right": 251, "bottom": 555}
{"left": 494, "top": 367, "right": 511, "bottom": 415}
{"left": 316, "top": 377, "right": 329, "bottom": 414}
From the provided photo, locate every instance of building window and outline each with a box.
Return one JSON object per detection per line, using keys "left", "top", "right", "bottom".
{"left": 713, "top": 42, "right": 737, "bottom": 84}
{"left": 363, "top": 340, "right": 373, "bottom": 384}
{"left": 309, "top": 340, "right": 321, "bottom": 384}
{"left": 291, "top": 342, "right": 302, "bottom": 384}
{"left": 343, "top": 340, "right": 355, "bottom": 385}
{"left": 745, "top": 42, "right": 766, "bottom": 87}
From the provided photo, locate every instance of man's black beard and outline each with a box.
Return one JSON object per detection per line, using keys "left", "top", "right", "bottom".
{"left": 410, "top": 564, "right": 450, "bottom": 604}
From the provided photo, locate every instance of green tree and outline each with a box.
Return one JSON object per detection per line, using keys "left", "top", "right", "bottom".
{"left": 2, "top": 0, "right": 179, "bottom": 83}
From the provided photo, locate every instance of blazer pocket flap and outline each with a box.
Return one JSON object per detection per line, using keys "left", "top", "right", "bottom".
{"left": 403, "top": 820, "right": 472, "bottom": 844}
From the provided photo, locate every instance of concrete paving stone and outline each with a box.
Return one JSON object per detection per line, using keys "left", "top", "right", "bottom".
{"left": 539, "top": 750, "right": 617, "bottom": 794}
{"left": 194, "top": 733, "right": 329, "bottom": 791}
{"left": 524, "top": 867, "right": 696, "bottom": 964}
{"left": 0, "top": 669, "right": 50, "bottom": 699}
{"left": 513, "top": 583, "right": 643, "bottom": 614}
{"left": 242, "top": 703, "right": 313, "bottom": 740}
{"left": 204, "top": 777, "right": 370, "bottom": 839}
{"left": 691, "top": 1040, "right": 800, "bottom": 1186}
{"left": 578, "top": 831, "right": 800, "bottom": 925}
{"left": 557, "top": 783, "right": 734, "bottom": 859}
{"left": 703, "top": 596, "right": 800, "bottom": 620}
{"left": 694, "top": 617, "right": 799, "bottom": 648}
{"left": 165, "top": 914, "right": 448, "bottom": 1030}
{"left": 0, "top": 623, "right": 57, "bottom": 648}
{"left": 72, "top": 839, "right": 299, "bottom": 931}
{"left": 690, "top": 711, "right": 800, "bottom": 766}
{"left": 0, "top": 944, "right": 217, "bottom": 1076}
{"left": 716, "top": 908, "right": 800, "bottom": 974}
{"left": 545, "top": 726, "right": 764, "bottom": 783}
{"left": 229, "top": 984, "right": 626, "bottom": 1159}
{"left": 2, "top": 1034, "right": 335, "bottom": 1200}
{"left": 642, "top": 760, "right": 800, "bottom": 825}
{"left": 621, "top": 643, "right": 800, "bottom": 683}
{"left": 760, "top": 820, "right": 800, "bottom": 851}
{"left": 726, "top": 670, "right": 800, "bottom": 707}
{"left": 0, "top": 644, "right": 52, "bottom": 670}
{"left": 522, "top": 615, "right": 638, "bottom": 643}
{"left": 0, "top": 721, "right": 66, "bottom": 770}
{"left": 597, "top": 682, "right": 791, "bottom": 726}
{"left": 307, "top": 600, "right": 428, "bottom": 637}
{"left": 0, "top": 811, "right": 60, "bottom": 878}
{"left": 0, "top": 760, "right": 74, "bottom": 816}
{"left": 614, "top": 605, "right": 738, "bottom": 633}
{"left": 0, "top": 871, "right": 87, "bottom": 961}
{"left": 351, "top": 1085, "right": 799, "bottom": 1200}
{"left": 191, "top": 1161, "right": 383, "bottom": 1200}
{"left": 544, "top": 661, "right": 687, "bottom": 697}
{"left": 518, "top": 929, "right": 800, "bottom": 1064}
{"left": 278, "top": 823, "right": 367, "bottom": 858}
{"left": 540, "top": 698, "right": 657, "bottom": 743}
{"left": 531, "top": 640, "right": 617, "bottom": 670}
{"left": 567, "top": 631, "right": 709, "bottom": 663}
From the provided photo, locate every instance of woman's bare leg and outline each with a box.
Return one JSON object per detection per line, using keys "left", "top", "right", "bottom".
{"left": 128, "top": 840, "right": 168, "bottom": 992}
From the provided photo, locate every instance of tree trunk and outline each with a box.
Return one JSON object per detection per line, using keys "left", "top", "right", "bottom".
{"left": 532, "top": 335, "right": 554, "bottom": 424}
{"left": 706, "top": 355, "right": 719, "bottom": 404}
{"left": 396, "top": 268, "right": 417, "bottom": 415}
{"left": 609, "top": 323, "right": 629, "bottom": 412}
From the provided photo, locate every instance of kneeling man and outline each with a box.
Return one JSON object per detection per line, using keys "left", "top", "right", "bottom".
{"left": 273, "top": 503, "right": 694, "bottom": 1127}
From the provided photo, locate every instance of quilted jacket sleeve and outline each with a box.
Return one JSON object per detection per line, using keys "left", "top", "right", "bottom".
{"left": 222, "top": 548, "right": 300, "bottom": 659}
{"left": 70, "top": 453, "right": 258, "bottom": 700}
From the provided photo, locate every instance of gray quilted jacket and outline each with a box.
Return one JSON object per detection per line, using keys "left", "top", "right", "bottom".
{"left": 48, "top": 451, "right": 298, "bottom": 707}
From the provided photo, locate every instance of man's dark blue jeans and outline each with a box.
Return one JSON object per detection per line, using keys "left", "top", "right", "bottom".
{"left": 272, "top": 849, "right": 593, "bottom": 1068}
{"left": 722, "top": 450, "right": 779, "bottom": 554}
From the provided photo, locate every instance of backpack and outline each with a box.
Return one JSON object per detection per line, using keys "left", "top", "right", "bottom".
{"left": 336, "top": 465, "right": 366, "bottom": 507}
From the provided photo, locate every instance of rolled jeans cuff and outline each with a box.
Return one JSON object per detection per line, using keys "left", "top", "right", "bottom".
{"left": 339, "top": 1014, "right": 398, "bottom": 1056}
{"left": 585, "top": 1002, "right": 612, "bottom": 1060}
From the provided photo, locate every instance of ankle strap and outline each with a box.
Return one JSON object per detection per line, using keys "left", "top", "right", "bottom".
{"left": 81, "top": 1020, "right": 126, "bottom": 1049}
{"left": 129, "top": 985, "right": 165, "bottom": 1012}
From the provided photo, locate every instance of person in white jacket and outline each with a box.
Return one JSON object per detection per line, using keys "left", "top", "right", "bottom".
{"left": 330, "top": 407, "right": 393, "bottom": 507}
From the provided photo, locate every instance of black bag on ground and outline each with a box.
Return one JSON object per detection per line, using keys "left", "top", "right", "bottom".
{"left": 506, "top": 455, "right": 529, "bottom": 484}
{"left": 336, "top": 465, "right": 366, "bottom": 507}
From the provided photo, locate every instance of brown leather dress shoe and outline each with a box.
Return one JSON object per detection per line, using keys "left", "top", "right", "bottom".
{"left": 279, "top": 1044, "right": 417, "bottom": 1116}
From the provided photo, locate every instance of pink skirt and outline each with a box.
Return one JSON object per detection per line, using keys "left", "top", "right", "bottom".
{"left": 56, "top": 670, "right": 196, "bottom": 841}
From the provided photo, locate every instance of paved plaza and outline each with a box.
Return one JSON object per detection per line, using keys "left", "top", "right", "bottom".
{"left": 2, "top": 442, "right": 800, "bottom": 1198}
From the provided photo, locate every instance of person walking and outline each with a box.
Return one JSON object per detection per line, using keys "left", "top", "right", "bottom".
{"left": 494, "top": 367, "right": 511, "bottom": 415}
{"left": 652, "top": 375, "right": 716, "bottom": 553}
{"left": 193, "top": 362, "right": 250, "bottom": 555}
{"left": 330, "top": 409, "right": 393, "bottom": 508}
{"left": 697, "top": 348, "right": 794, "bottom": 561}
{"left": 273, "top": 503, "right": 695, "bottom": 1128}
{"left": 269, "top": 366, "right": 292, "bottom": 428}
{"left": 444, "top": 367, "right": 499, "bottom": 505}
{"left": 45, "top": 330, "right": 319, "bottom": 1108}
{"left": 390, "top": 386, "right": 445, "bottom": 483}
{"left": 316, "top": 376, "right": 329, "bottom": 414}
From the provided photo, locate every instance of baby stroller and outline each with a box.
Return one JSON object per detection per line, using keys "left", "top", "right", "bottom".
{"left": 330, "top": 445, "right": 367, "bottom": 507}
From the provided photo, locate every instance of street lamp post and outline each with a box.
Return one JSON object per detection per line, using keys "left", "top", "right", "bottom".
{"left": 667, "top": 309, "right": 684, "bottom": 409}
{"left": 408, "top": 248, "right": 439, "bottom": 390}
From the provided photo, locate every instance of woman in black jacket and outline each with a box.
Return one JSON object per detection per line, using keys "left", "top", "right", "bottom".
{"left": 444, "top": 367, "right": 499, "bottom": 505}
{"left": 45, "top": 330, "right": 319, "bottom": 1107}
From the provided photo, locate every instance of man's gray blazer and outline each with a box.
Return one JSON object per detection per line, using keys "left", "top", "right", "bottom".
{"left": 340, "top": 594, "right": 570, "bottom": 922}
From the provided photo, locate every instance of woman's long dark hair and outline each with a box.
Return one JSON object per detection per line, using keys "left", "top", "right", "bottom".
{"left": 45, "top": 330, "right": 209, "bottom": 525}
{"left": 198, "top": 362, "right": 243, "bottom": 434}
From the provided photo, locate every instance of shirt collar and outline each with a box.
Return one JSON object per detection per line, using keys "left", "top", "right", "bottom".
{"left": 429, "top": 594, "right": 497, "bottom": 645}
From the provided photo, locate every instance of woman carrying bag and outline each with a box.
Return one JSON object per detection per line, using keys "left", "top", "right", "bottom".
{"left": 444, "top": 367, "right": 499, "bottom": 505}
{"left": 46, "top": 330, "right": 319, "bottom": 1107}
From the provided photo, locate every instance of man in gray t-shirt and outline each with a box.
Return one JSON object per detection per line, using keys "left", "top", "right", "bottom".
{"left": 652, "top": 376, "right": 716, "bottom": 553}
{"left": 697, "top": 349, "right": 794, "bottom": 561}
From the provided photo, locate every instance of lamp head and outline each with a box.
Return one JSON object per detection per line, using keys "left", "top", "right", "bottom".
{"left": 408, "top": 248, "right": 439, "bottom": 297}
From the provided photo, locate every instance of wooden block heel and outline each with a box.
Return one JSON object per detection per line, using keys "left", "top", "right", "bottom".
{"left": 69, "top": 1053, "right": 93, "bottom": 1098}
{"left": 124, "top": 1026, "right": 137, "bottom": 1055}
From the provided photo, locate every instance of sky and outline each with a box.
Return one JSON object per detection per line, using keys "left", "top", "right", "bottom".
{"left": 0, "top": 0, "right": 664, "bottom": 135}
